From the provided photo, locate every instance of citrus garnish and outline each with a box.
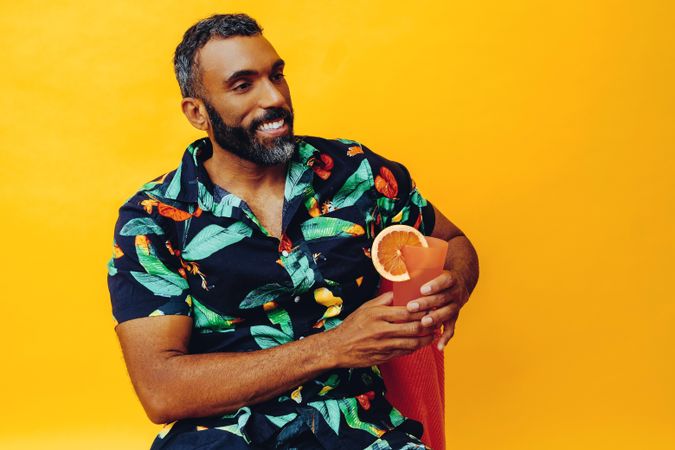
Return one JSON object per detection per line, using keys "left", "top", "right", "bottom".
{"left": 371, "top": 224, "right": 428, "bottom": 281}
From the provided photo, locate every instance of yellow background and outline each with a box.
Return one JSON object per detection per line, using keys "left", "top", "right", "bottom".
{"left": 1, "top": 0, "right": 673, "bottom": 448}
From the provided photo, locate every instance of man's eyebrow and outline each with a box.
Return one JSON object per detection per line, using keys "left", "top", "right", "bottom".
{"left": 225, "top": 59, "right": 286, "bottom": 85}
{"left": 272, "top": 59, "right": 285, "bottom": 71}
{"left": 225, "top": 69, "right": 258, "bottom": 85}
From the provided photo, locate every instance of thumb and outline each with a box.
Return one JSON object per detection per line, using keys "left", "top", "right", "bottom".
{"left": 370, "top": 291, "right": 394, "bottom": 306}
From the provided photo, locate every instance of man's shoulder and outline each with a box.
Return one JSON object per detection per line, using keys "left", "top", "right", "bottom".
{"left": 301, "top": 135, "right": 365, "bottom": 153}
{"left": 114, "top": 165, "right": 192, "bottom": 231}
{"left": 119, "top": 168, "right": 179, "bottom": 204}
{"left": 299, "top": 135, "right": 407, "bottom": 177}
{"left": 299, "top": 135, "right": 387, "bottom": 165}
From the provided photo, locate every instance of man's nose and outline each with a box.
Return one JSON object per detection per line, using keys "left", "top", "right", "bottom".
{"left": 258, "top": 79, "right": 286, "bottom": 109}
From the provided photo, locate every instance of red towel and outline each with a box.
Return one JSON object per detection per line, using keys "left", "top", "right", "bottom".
{"left": 378, "top": 279, "right": 445, "bottom": 450}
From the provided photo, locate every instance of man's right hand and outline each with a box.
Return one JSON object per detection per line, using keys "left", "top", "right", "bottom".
{"left": 325, "top": 291, "right": 435, "bottom": 368}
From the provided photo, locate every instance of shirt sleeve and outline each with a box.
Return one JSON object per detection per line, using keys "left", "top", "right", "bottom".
{"left": 106, "top": 193, "right": 192, "bottom": 325}
{"left": 360, "top": 142, "right": 436, "bottom": 236}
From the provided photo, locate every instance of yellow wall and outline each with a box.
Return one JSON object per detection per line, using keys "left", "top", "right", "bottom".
{"left": 2, "top": 1, "right": 673, "bottom": 448}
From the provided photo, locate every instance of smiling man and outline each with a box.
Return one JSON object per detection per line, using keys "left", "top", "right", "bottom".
{"left": 107, "top": 14, "right": 478, "bottom": 450}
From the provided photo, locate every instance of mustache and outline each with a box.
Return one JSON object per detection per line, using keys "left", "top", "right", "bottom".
{"left": 249, "top": 108, "right": 293, "bottom": 132}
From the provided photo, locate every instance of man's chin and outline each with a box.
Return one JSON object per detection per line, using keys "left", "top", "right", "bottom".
{"left": 246, "top": 135, "right": 295, "bottom": 166}
{"left": 253, "top": 132, "right": 294, "bottom": 149}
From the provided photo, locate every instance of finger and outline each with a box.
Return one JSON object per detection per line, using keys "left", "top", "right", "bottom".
{"left": 437, "top": 319, "right": 457, "bottom": 351}
{"left": 420, "top": 271, "right": 456, "bottom": 296}
{"left": 385, "top": 335, "right": 435, "bottom": 353}
{"left": 406, "top": 291, "right": 452, "bottom": 313}
{"left": 420, "top": 303, "right": 460, "bottom": 328}
{"left": 385, "top": 320, "right": 434, "bottom": 338}
{"left": 369, "top": 291, "right": 394, "bottom": 306}
{"left": 377, "top": 306, "right": 426, "bottom": 323}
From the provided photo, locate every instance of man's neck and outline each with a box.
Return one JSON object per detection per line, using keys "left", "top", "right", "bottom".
{"left": 203, "top": 139, "right": 287, "bottom": 201}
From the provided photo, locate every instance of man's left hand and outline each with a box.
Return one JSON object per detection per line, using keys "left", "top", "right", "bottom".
{"left": 406, "top": 270, "right": 470, "bottom": 351}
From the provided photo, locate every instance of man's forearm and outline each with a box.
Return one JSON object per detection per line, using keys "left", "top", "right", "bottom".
{"left": 137, "top": 329, "right": 336, "bottom": 424}
{"left": 445, "top": 235, "right": 479, "bottom": 295}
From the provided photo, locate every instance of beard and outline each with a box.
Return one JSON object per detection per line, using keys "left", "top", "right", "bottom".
{"left": 203, "top": 100, "right": 296, "bottom": 166}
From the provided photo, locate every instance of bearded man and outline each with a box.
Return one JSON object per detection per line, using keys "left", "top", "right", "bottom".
{"left": 108, "top": 13, "right": 478, "bottom": 450}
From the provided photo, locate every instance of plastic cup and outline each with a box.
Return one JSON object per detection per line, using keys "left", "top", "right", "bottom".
{"left": 392, "top": 236, "right": 448, "bottom": 306}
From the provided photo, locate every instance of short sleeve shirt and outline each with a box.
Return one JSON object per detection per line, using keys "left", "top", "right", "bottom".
{"left": 107, "top": 136, "right": 436, "bottom": 449}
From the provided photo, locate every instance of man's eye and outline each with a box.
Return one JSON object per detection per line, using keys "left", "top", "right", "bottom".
{"left": 271, "top": 72, "right": 285, "bottom": 82}
{"left": 233, "top": 82, "right": 251, "bottom": 91}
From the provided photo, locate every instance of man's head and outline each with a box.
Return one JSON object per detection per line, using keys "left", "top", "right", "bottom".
{"left": 174, "top": 14, "right": 295, "bottom": 166}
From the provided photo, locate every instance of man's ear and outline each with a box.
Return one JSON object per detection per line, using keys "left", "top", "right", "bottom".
{"left": 181, "top": 97, "right": 209, "bottom": 131}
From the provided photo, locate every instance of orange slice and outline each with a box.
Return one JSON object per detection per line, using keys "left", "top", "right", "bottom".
{"left": 371, "top": 224, "right": 428, "bottom": 281}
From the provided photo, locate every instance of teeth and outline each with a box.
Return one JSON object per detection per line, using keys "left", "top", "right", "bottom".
{"left": 259, "top": 119, "right": 284, "bottom": 131}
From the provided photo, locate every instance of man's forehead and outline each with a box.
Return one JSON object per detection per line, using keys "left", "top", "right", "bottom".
{"left": 197, "top": 35, "right": 281, "bottom": 78}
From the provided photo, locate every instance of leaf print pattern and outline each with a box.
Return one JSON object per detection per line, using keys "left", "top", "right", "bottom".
{"left": 301, "top": 217, "right": 365, "bottom": 240}
{"left": 323, "top": 317, "right": 343, "bottom": 331}
{"left": 266, "top": 307, "right": 294, "bottom": 336}
{"left": 338, "top": 397, "right": 386, "bottom": 437}
{"left": 316, "top": 374, "right": 341, "bottom": 396}
{"left": 139, "top": 172, "right": 169, "bottom": 193}
{"left": 331, "top": 159, "right": 373, "bottom": 210}
{"left": 107, "top": 136, "right": 434, "bottom": 448}
{"left": 164, "top": 161, "right": 183, "bottom": 199}
{"left": 285, "top": 159, "right": 312, "bottom": 204}
{"left": 134, "top": 235, "right": 188, "bottom": 291}
{"left": 107, "top": 258, "right": 117, "bottom": 276}
{"left": 265, "top": 412, "right": 298, "bottom": 429}
{"left": 280, "top": 250, "right": 315, "bottom": 293}
{"left": 212, "top": 192, "right": 243, "bottom": 218}
{"left": 120, "top": 217, "right": 165, "bottom": 236}
{"left": 130, "top": 271, "right": 185, "bottom": 297}
{"left": 389, "top": 407, "right": 405, "bottom": 427}
{"left": 250, "top": 325, "right": 293, "bottom": 349}
{"left": 391, "top": 207, "right": 410, "bottom": 224}
{"left": 363, "top": 440, "right": 393, "bottom": 450}
{"left": 192, "top": 296, "right": 243, "bottom": 333}
{"left": 239, "top": 283, "right": 289, "bottom": 309}
{"left": 305, "top": 195, "right": 321, "bottom": 217}
{"left": 182, "top": 222, "right": 252, "bottom": 261}
{"left": 308, "top": 399, "right": 341, "bottom": 434}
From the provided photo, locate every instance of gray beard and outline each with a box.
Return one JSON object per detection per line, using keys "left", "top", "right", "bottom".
{"left": 204, "top": 100, "right": 296, "bottom": 166}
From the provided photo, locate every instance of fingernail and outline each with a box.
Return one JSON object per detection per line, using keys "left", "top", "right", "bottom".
{"left": 437, "top": 342, "right": 445, "bottom": 351}
{"left": 408, "top": 302, "right": 419, "bottom": 312}
{"left": 422, "top": 316, "right": 433, "bottom": 327}
{"left": 421, "top": 285, "right": 431, "bottom": 295}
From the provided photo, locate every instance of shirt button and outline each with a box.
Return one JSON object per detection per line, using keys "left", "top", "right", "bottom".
{"left": 281, "top": 250, "right": 289, "bottom": 257}
{"left": 294, "top": 295, "right": 301, "bottom": 303}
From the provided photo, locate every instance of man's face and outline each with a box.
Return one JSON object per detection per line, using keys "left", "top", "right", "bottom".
{"left": 196, "top": 35, "right": 295, "bottom": 166}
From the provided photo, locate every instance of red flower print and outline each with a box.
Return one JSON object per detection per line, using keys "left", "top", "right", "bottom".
{"left": 375, "top": 166, "right": 398, "bottom": 198}
{"left": 310, "top": 153, "right": 334, "bottom": 180}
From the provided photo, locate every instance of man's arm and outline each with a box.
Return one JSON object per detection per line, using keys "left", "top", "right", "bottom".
{"left": 405, "top": 204, "right": 480, "bottom": 349}
{"left": 116, "top": 292, "right": 434, "bottom": 424}
{"left": 431, "top": 205, "right": 479, "bottom": 295}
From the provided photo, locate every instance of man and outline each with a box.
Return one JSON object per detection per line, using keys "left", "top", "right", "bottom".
{"left": 108, "top": 14, "right": 478, "bottom": 450}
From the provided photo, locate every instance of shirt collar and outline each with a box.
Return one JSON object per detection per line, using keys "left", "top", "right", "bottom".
{"left": 162, "top": 137, "right": 317, "bottom": 221}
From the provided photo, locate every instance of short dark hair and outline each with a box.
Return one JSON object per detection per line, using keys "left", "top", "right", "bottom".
{"left": 174, "top": 14, "right": 263, "bottom": 98}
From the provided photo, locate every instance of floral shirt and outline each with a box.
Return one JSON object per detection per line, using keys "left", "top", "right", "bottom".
{"left": 107, "top": 136, "right": 436, "bottom": 449}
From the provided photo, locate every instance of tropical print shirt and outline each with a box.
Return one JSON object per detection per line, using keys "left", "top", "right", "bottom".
{"left": 107, "top": 136, "right": 436, "bottom": 450}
